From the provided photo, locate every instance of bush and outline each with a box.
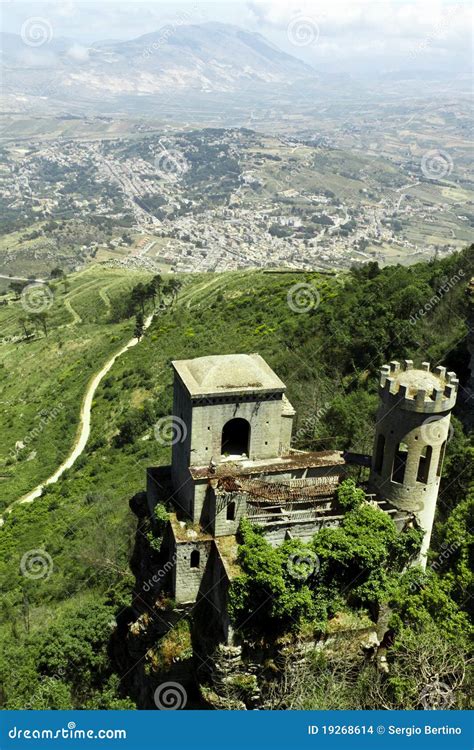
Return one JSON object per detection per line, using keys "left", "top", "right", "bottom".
{"left": 229, "top": 507, "right": 423, "bottom": 633}
{"left": 336, "top": 479, "right": 365, "bottom": 511}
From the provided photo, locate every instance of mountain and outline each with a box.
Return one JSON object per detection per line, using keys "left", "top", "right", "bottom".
{"left": 1, "top": 22, "right": 317, "bottom": 108}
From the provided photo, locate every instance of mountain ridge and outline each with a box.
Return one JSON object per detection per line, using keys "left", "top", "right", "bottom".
{"left": 1, "top": 22, "right": 317, "bottom": 105}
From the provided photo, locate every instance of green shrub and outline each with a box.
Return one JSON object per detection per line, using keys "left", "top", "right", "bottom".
{"left": 335, "top": 479, "right": 365, "bottom": 511}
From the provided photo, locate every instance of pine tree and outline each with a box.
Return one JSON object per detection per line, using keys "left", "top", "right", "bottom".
{"left": 134, "top": 312, "right": 145, "bottom": 341}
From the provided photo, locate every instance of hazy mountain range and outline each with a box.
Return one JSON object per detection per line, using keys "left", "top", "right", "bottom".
{"left": 2, "top": 22, "right": 320, "bottom": 107}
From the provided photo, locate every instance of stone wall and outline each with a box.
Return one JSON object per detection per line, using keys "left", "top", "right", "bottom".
{"left": 210, "top": 488, "right": 248, "bottom": 537}
{"left": 192, "top": 543, "right": 233, "bottom": 677}
{"left": 190, "top": 395, "right": 287, "bottom": 466}
{"left": 171, "top": 377, "right": 194, "bottom": 517}
{"left": 261, "top": 515, "right": 345, "bottom": 545}
{"left": 174, "top": 538, "right": 213, "bottom": 604}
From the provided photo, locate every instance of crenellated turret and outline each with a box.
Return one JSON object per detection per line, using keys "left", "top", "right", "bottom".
{"left": 379, "top": 360, "right": 458, "bottom": 413}
{"left": 370, "top": 360, "right": 458, "bottom": 567}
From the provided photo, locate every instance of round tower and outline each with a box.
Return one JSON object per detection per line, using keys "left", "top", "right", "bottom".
{"left": 369, "top": 359, "right": 458, "bottom": 566}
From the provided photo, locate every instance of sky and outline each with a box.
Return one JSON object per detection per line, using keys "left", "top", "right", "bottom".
{"left": 2, "top": 0, "right": 473, "bottom": 74}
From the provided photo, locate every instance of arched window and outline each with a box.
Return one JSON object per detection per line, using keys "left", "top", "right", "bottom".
{"left": 417, "top": 445, "right": 432, "bottom": 484}
{"left": 221, "top": 418, "right": 250, "bottom": 457}
{"left": 374, "top": 434, "right": 385, "bottom": 473}
{"left": 226, "top": 501, "right": 236, "bottom": 521}
{"left": 392, "top": 441, "right": 408, "bottom": 484}
{"left": 437, "top": 441, "right": 447, "bottom": 476}
{"left": 190, "top": 550, "right": 200, "bottom": 569}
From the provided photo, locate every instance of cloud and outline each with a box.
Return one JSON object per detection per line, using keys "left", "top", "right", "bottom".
{"left": 247, "top": 0, "right": 472, "bottom": 69}
{"left": 3, "top": 0, "right": 471, "bottom": 73}
{"left": 248, "top": 0, "right": 470, "bottom": 38}
{"left": 66, "top": 43, "right": 90, "bottom": 62}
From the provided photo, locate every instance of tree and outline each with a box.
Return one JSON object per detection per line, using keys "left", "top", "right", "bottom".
{"left": 370, "top": 623, "right": 470, "bottom": 710}
{"left": 29, "top": 312, "right": 49, "bottom": 337}
{"left": 261, "top": 623, "right": 471, "bottom": 710}
{"left": 130, "top": 283, "right": 147, "bottom": 315}
{"left": 9, "top": 281, "right": 27, "bottom": 299}
{"left": 161, "top": 278, "right": 182, "bottom": 310}
{"left": 146, "top": 275, "right": 162, "bottom": 309}
{"left": 169, "top": 278, "right": 182, "bottom": 302}
{"left": 134, "top": 312, "right": 145, "bottom": 341}
{"left": 18, "top": 316, "right": 32, "bottom": 340}
{"left": 50, "top": 267, "right": 64, "bottom": 279}
{"left": 228, "top": 520, "right": 316, "bottom": 632}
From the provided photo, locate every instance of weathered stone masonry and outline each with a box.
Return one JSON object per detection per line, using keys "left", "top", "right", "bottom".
{"left": 146, "top": 353, "right": 458, "bottom": 615}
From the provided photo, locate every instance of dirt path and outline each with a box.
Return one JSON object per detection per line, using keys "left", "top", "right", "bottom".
{"left": 63, "top": 295, "right": 82, "bottom": 325}
{"left": 0, "top": 311, "right": 155, "bottom": 523}
{"left": 0, "top": 274, "right": 46, "bottom": 283}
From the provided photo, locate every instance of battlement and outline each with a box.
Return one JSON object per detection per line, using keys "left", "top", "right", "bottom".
{"left": 379, "top": 360, "right": 458, "bottom": 413}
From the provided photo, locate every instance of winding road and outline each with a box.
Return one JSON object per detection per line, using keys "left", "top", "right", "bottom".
{"left": 0, "top": 311, "right": 154, "bottom": 524}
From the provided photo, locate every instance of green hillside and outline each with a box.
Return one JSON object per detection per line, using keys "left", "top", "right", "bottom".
{"left": 0, "top": 248, "right": 472, "bottom": 709}
{"left": 0, "top": 266, "right": 154, "bottom": 507}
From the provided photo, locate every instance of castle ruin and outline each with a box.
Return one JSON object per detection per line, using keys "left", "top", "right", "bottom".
{"left": 146, "top": 354, "right": 458, "bottom": 609}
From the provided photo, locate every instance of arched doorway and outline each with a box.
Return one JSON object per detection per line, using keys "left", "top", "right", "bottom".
{"left": 221, "top": 418, "right": 250, "bottom": 457}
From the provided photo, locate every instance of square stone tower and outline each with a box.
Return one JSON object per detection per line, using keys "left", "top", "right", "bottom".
{"left": 171, "top": 353, "right": 295, "bottom": 522}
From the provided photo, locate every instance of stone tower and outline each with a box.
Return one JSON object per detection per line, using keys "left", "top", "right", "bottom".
{"left": 369, "top": 360, "right": 458, "bottom": 566}
{"left": 170, "top": 353, "right": 295, "bottom": 523}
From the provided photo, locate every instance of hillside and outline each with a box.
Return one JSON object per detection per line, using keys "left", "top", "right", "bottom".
{"left": 0, "top": 249, "right": 472, "bottom": 709}
{"left": 2, "top": 22, "right": 315, "bottom": 107}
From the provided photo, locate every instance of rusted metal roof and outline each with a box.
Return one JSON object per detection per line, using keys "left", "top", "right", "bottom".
{"left": 189, "top": 449, "right": 345, "bottom": 480}
{"left": 216, "top": 474, "right": 340, "bottom": 504}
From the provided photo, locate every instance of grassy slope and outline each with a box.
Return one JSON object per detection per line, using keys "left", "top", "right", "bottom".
{"left": 0, "top": 266, "right": 153, "bottom": 508}
{"left": 0, "top": 250, "right": 472, "bottom": 707}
